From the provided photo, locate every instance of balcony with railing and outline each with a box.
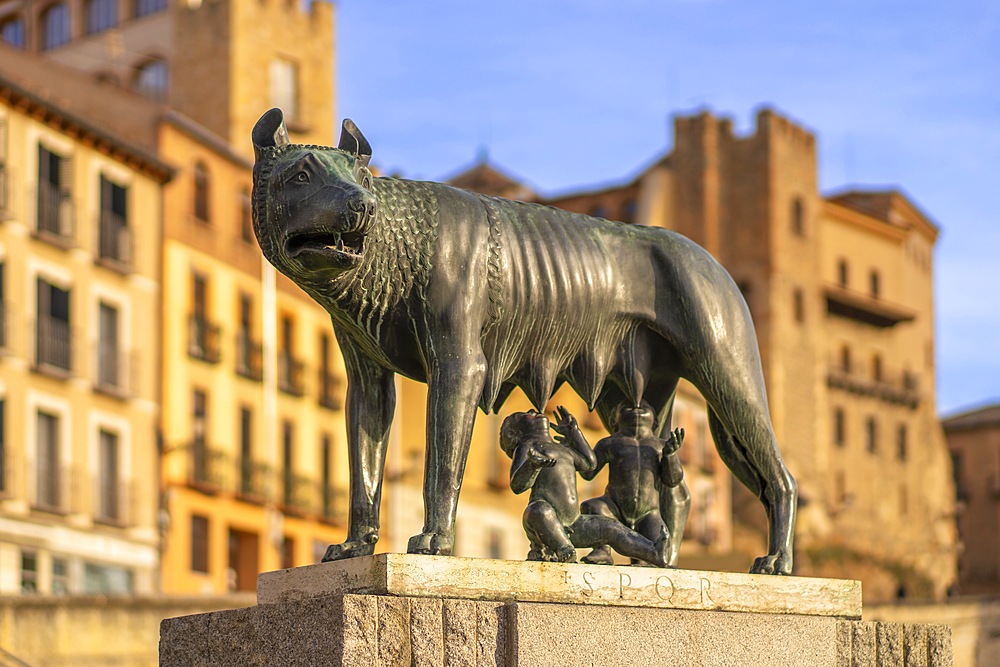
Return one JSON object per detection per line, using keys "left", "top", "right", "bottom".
{"left": 34, "top": 315, "right": 72, "bottom": 376}
{"left": 32, "top": 464, "right": 70, "bottom": 514}
{"left": 826, "top": 366, "right": 921, "bottom": 409}
{"left": 96, "top": 211, "right": 132, "bottom": 273}
{"left": 235, "top": 331, "right": 263, "bottom": 381}
{"left": 188, "top": 443, "right": 231, "bottom": 492}
{"left": 278, "top": 351, "right": 305, "bottom": 396}
{"left": 188, "top": 315, "right": 222, "bottom": 363}
{"left": 282, "top": 472, "right": 320, "bottom": 516}
{"left": 318, "top": 370, "right": 341, "bottom": 410}
{"left": 237, "top": 458, "right": 273, "bottom": 502}
{"left": 0, "top": 164, "right": 10, "bottom": 219}
{"left": 95, "top": 345, "right": 134, "bottom": 398}
{"left": 34, "top": 181, "right": 75, "bottom": 247}
{"left": 94, "top": 478, "right": 132, "bottom": 527}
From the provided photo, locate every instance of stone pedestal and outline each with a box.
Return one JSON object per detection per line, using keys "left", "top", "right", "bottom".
{"left": 160, "top": 554, "right": 952, "bottom": 666}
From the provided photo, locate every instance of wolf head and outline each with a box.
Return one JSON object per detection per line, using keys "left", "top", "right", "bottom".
{"left": 251, "top": 109, "right": 378, "bottom": 282}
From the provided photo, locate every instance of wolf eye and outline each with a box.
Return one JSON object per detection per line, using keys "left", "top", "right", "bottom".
{"left": 295, "top": 171, "right": 309, "bottom": 183}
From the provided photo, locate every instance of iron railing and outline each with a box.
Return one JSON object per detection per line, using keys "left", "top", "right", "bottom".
{"left": 278, "top": 351, "right": 305, "bottom": 396}
{"left": 235, "top": 331, "right": 263, "bottom": 381}
{"left": 318, "top": 370, "right": 341, "bottom": 410}
{"left": 35, "top": 181, "right": 74, "bottom": 245}
{"left": 35, "top": 315, "right": 72, "bottom": 373}
{"left": 97, "top": 211, "right": 132, "bottom": 271}
{"left": 188, "top": 315, "right": 221, "bottom": 363}
{"left": 237, "top": 458, "right": 273, "bottom": 501}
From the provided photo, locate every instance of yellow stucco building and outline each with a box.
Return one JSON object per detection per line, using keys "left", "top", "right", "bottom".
{"left": 0, "top": 43, "right": 170, "bottom": 595}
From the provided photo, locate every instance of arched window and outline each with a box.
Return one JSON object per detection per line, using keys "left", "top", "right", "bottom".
{"left": 134, "top": 0, "right": 167, "bottom": 18}
{"left": 40, "top": 3, "right": 70, "bottom": 51}
{"left": 0, "top": 14, "right": 25, "bottom": 47}
{"left": 85, "top": 0, "right": 117, "bottom": 34}
{"left": 134, "top": 59, "right": 168, "bottom": 101}
{"left": 837, "top": 259, "right": 849, "bottom": 288}
{"left": 869, "top": 270, "right": 880, "bottom": 298}
{"left": 791, "top": 197, "right": 805, "bottom": 236}
{"left": 193, "top": 162, "right": 210, "bottom": 223}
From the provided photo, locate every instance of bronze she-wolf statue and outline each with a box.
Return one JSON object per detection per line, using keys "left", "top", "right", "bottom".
{"left": 251, "top": 108, "right": 798, "bottom": 574}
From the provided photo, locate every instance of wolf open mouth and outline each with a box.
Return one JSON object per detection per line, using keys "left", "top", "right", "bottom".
{"left": 285, "top": 230, "right": 365, "bottom": 260}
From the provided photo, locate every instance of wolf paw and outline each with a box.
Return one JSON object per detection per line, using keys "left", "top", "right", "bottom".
{"left": 321, "top": 533, "right": 377, "bottom": 562}
{"left": 407, "top": 531, "right": 454, "bottom": 555}
{"left": 750, "top": 551, "right": 793, "bottom": 575}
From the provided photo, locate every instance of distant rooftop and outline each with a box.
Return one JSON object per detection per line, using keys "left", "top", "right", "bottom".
{"left": 445, "top": 152, "right": 538, "bottom": 201}
{"left": 942, "top": 402, "right": 1000, "bottom": 431}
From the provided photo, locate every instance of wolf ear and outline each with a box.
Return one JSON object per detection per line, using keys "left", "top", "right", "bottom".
{"left": 339, "top": 118, "right": 372, "bottom": 167}
{"left": 252, "top": 108, "right": 290, "bottom": 161}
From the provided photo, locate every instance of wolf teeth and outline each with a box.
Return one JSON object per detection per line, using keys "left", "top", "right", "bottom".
{"left": 337, "top": 238, "right": 345, "bottom": 251}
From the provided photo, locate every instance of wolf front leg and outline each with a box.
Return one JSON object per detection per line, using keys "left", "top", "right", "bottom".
{"left": 322, "top": 331, "right": 395, "bottom": 562}
{"left": 407, "top": 350, "right": 488, "bottom": 556}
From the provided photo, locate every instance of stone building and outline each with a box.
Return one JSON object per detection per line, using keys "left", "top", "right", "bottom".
{"left": 0, "top": 42, "right": 170, "bottom": 595}
{"left": 545, "top": 108, "right": 958, "bottom": 601}
{"left": 0, "top": 0, "right": 334, "bottom": 162}
{"left": 943, "top": 402, "right": 1000, "bottom": 596}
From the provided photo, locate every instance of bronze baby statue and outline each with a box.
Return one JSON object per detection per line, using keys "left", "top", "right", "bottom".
{"left": 501, "top": 408, "right": 669, "bottom": 567}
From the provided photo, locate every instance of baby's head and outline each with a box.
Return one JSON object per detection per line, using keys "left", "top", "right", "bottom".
{"left": 499, "top": 410, "right": 550, "bottom": 458}
{"left": 614, "top": 401, "right": 656, "bottom": 434}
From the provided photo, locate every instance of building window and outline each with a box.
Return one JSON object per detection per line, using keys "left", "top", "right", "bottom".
{"left": 40, "top": 3, "right": 70, "bottom": 50}
{"left": 833, "top": 407, "right": 845, "bottom": 447}
{"left": 899, "top": 484, "right": 908, "bottom": 515}
{"left": 239, "top": 406, "right": 253, "bottom": 495}
{"left": 36, "top": 144, "right": 73, "bottom": 242}
{"left": 897, "top": 424, "right": 908, "bottom": 462}
{"left": 0, "top": 15, "right": 25, "bottom": 47}
{"left": 36, "top": 278, "right": 71, "bottom": 372}
{"left": 865, "top": 416, "right": 877, "bottom": 454}
{"left": 951, "top": 452, "right": 966, "bottom": 500}
{"left": 321, "top": 434, "right": 333, "bottom": 517}
{"left": 839, "top": 345, "right": 851, "bottom": 373}
{"left": 51, "top": 557, "right": 69, "bottom": 594}
{"left": 791, "top": 197, "right": 805, "bottom": 236}
{"left": 281, "top": 536, "right": 295, "bottom": 570}
{"left": 270, "top": 58, "right": 299, "bottom": 123}
{"left": 487, "top": 527, "right": 504, "bottom": 559}
{"left": 21, "top": 550, "right": 38, "bottom": 594}
{"left": 235, "top": 293, "right": 261, "bottom": 380}
{"left": 188, "top": 272, "right": 220, "bottom": 363}
{"left": 98, "top": 176, "right": 130, "bottom": 268}
{"left": 837, "top": 260, "right": 848, "bottom": 288}
{"left": 588, "top": 205, "right": 608, "bottom": 219}
{"left": 318, "top": 332, "right": 339, "bottom": 409}
{"left": 83, "top": 563, "right": 133, "bottom": 594}
{"left": 97, "top": 302, "right": 122, "bottom": 391}
{"left": 134, "top": 59, "right": 168, "bottom": 101}
{"left": 191, "top": 515, "right": 209, "bottom": 573}
{"left": 85, "top": 0, "right": 117, "bottom": 34}
{"left": 834, "top": 471, "right": 847, "bottom": 505}
{"left": 869, "top": 270, "right": 880, "bottom": 298}
{"left": 193, "top": 161, "right": 210, "bottom": 222}
{"left": 134, "top": 0, "right": 167, "bottom": 18}
{"left": 793, "top": 288, "right": 804, "bottom": 323}
{"left": 36, "top": 410, "right": 62, "bottom": 510}
{"left": 240, "top": 188, "right": 254, "bottom": 243}
{"left": 872, "top": 354, "right": 883, "bottom": 383}
{"left": 0, "top": 117, "right": 8, "bottom": 215}
{"left": 191, "top": 389, "right": 208, "bottom": 484}
{"left": 278, "top": 316, "right": 304, "bottom": 396}
{"left": 282, "top": 421, "right": 294, "bottom": 507}
{"left": 97, "top": 429, "right": 120, "bottom": 522}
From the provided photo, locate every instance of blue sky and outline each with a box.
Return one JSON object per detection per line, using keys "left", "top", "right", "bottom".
{"left": 335, "top": 1, "right": 999, "bottom": 415}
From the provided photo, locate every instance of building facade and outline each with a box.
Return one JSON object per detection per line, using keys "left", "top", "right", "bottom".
{"left": 943, "top": 403, "right": 1000, "bottom": 596}
{"left": 546, "top": 108, "right": 957, "bottom": 600}
{"left": 0, "top": 43, "right": 171, "bottom": 595}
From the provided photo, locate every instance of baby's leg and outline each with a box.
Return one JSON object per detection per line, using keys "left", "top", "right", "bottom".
{"left": 523, "top": 500, "right": 576, "bottom": 562}
{"left": 572, "top": 515, "right": 668, "bottom": 568}
{"left": 579, "top": 495, "right": 620, "bottom": 565}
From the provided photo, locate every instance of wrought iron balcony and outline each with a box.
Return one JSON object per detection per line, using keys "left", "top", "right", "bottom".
{"left": 32, "top": 464, "right": 69, "bottom": 514}
{"left": 34, "top": 181, "right": 75, "bottom": 247}
{"left": 35, "top": 315, "right": 72, "bottom": 374}
{"left": 237, "top": 458, "right": 273, "bottom": 502}
{"left": 94, "top": 478, "right": 132, "bottom": 526}
{"left": 95, "top": 345, "right": 134, "bottom": 398}
{"left": 188, "top": 442, "right": 232, "bottom": 492}
{"left": 188, "top": 315, "right": 222, "bottom": 363}
{"left": 235, "top": 331, "right": 263, "bottom": 381}
{"left": 826, "top": 367, "right": 921, "bottom": 409}
{"left": 282, "top": 473, "right": 319, "bottom": 516}
{"left": 318, "top": 370, "right": 341, "bottom": 410}
{"left": 278, "top": 351, "right": 305, "bottom": 396}
{"left": 96, "top": 211, "right": 132, "bottom": 272}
